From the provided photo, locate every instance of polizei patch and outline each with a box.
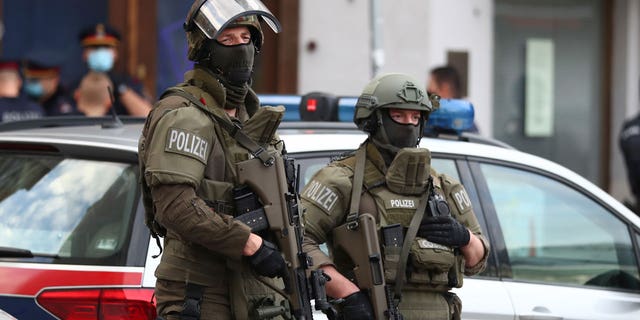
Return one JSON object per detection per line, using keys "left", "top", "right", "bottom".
{"left": 165, "top": 127, "right": 209, "bottom": 163}
{"left": 388, "top": 199, "right": 416, "bottom": 209}
{"left": 303, "top": 180, "right": 338, "bottom": 213}
{"left": 451, "top": 186, "right": 472, "bottom": 214}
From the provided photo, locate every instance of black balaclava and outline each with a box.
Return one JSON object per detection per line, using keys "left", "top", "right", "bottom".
{"left": 371, "top": 109, "right": 423, "bottom": 165}
{"left": 202, "top": 40, "right": 255, "bottom": 110}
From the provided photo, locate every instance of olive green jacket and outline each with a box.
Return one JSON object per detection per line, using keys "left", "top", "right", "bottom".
{"left": 139, "top": 65, "right": 259, "bottom": 286}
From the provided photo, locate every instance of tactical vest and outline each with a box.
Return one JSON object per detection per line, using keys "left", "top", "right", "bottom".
{"left": 140, "top": 80, "right": 288, "bottom": 319}
{"left": 333, "top": 146, "right": 465, "bottom": 292}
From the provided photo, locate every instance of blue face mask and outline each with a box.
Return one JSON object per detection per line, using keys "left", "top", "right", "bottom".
{"left": 24, "top": 80, "right": 44, "bottom": 99}
{"left": 87, "top": 48, "right": 115, "bottom": 72}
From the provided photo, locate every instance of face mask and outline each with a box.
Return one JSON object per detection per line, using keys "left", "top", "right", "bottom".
{"left": 87, "top": 48, "right": 115, "bottom": 72}
{"left": 24, "top": 80, "right": 44, "bottom": 99}
{"left": 380, "top": 110, "right": 422, "bottom": 149}
{"left": 205, "top": 41, "right": 255, "bottom": 85}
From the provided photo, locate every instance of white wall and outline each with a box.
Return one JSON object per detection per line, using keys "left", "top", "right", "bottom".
{"left": 298, "top": 0, "right": 494, "bottom": 135}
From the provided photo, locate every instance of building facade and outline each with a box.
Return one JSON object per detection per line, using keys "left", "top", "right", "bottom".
{"left": 0, "top": 0, "right": 638, "bottom": 203}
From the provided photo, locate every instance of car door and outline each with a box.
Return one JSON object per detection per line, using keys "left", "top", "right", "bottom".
{"left": 438, "top": 156, "right": 517, "bottom": 320}
{"left": 294, "top": 150, "right": 519, "bottom": 319}
{"left": 470, "top": 160, "right": 640, "bottom": 320}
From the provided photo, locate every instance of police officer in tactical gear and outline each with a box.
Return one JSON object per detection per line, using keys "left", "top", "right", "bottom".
{"left": 620, "top": 112, "right": 640, "bottom": 214}
{"left": 301, "top": 73, "right": 489, "bottom": 320}
{"left": 139, "top": 1, "right": 289, "bottom": 319}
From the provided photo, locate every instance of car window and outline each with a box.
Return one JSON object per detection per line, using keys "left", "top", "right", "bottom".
{"left": 0, "top": 153, "right": 139, "bottom": 265}
{"left": 481, "top": 163, "right": 640, "bottom": 291}
{"left": 431, "top": 158, "right": 460, "bottom": 181}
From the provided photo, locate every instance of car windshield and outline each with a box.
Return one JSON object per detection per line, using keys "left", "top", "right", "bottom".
{"left": 0, "top": 152, "right": 139, "bottom": 264}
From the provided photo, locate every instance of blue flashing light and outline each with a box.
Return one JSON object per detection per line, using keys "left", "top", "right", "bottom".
{"left": 337, "top": 97, "right": 357, "bottom": 122}
{"left": 258, "top": 94, "right": 301, "bottom": 121}
{"left": 425, "top": 99, "right": 475, "bottom": 134}
{"left": 258, "top": 94, "right": 475, "bottom": 135}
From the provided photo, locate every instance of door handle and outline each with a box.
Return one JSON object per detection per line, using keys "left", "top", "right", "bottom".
{"left": 519, "top": 306, "right": 564, "bottom": 320}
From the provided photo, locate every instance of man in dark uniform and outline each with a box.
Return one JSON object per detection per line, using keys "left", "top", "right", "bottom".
{"left": 139, "top": 1, "right": 289, "bottom": 319}
{"left": 23, "top": 52, "right": 77, "bottom": 116}
{"left": 620, "top": 112, "right": 640, "bottom": 214}
{"left": 75, "top": 23, "right": 151, "bottom": 116}
{"left": 0, "top": 60, "right": 44, "bottom": 122}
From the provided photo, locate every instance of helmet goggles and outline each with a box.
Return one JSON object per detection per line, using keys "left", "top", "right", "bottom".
{"left": 192, "top": 0, "right": 281, "bottom": 40}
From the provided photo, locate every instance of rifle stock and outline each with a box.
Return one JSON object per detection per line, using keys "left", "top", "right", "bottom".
{"left": 333, "top": 213, "right": 401, "bottom": 320}
{"left": 236, "top": 151, "right": 324, "bottom": 319}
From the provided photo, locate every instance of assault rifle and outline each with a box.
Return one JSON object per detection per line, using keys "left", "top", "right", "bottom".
{"left": 333, "top": 213, "right": 403, "bottom": 320}
{"left": 234, "top": 149, "right": 336, "bottom": 320}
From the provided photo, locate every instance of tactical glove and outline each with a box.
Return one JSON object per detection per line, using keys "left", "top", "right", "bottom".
{"left": 418, "top": 215, "right": 470, "bottom": 248}
{"left": 339, "top": 291, "right": 374, "bottom": 320}
{"left": 248, "top": 239, "right": 287, "bottom": 278}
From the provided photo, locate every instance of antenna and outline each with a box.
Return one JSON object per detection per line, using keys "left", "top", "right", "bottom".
{"left": 103, "top": 86, "right": 123, "bottom": 128}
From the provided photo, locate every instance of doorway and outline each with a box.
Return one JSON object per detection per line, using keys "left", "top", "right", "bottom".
{"left": 493, "top": 0, "right": 609, "bottom": 185}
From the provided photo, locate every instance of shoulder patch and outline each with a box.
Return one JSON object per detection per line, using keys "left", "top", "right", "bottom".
{"left": 302, "top": 180, "right": 340, "bottom": 214}
{"left": 165, "top": 127, "right": 209, "bottom": 164}
{"left": 450, "top": 185, "right": 472, "bottom": 214}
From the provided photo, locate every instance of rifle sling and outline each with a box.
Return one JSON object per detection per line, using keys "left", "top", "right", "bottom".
{"left": 346, "top": 146, "right": 367, "bottom": 229}
{"left": 164, "top": 88, "right": 275, "bottom": 166}
{"left": 347, "top": 145, "right": 432, "bottom": 306}
{"left": 393, "top": 182, "right": 430, "bottom": 304}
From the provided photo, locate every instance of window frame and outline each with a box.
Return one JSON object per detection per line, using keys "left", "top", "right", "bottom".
{"left": 467, "top": 156, "right": 640, "bottom": 292}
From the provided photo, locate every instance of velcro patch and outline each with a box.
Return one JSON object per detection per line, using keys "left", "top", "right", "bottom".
{"left": 385, "top": 198, "right": 417, "bottom": 210}
{"left": 451, "top": 185, "right": 472, "bottom": 214}
{"left": 165, "top": 127, "right": 209, "bottom": 164}
{"left": 302, "top": 180, "right": 339, "bottom": 214}
{"left": 417, "top": 238, "right": 452, "bottom": 251}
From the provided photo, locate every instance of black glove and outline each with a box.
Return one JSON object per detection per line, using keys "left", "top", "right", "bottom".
{"left": 418, "top": 215, "right": 470, "bottom": 247}
{"left": 248, "top": 239, "right": 287, "bottom": 278}
{"left": 339, "top": 291, "right": 373, "bottom": 320}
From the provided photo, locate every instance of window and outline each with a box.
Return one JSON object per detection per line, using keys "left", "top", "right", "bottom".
{"left": 432, "top": 158, "right": 460, "bottom": 181}
{"left": 481, "top": 163, "right": 640, "bottom": 290}
{"left": 0, "top": 153, "right": 139, "bottom": 265}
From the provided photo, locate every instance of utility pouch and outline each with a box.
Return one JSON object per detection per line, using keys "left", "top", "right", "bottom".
{"left": 447, "top": 252, "right": 464, "bottom": 288}
{"left": 409, "top": 237, "right": 455, "bottom": 285}
{"left": 442, "top": 292, "right": 462, "bottom": 320}
{"left": 241, "top": 105, "right": 285, "bottom": 145}
{"left": 381, "top": 223, "right": 404, "bottom": 283}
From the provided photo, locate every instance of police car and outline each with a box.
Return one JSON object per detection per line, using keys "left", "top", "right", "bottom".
{"left": 0, "top": 95, "right": 639, "bottom": 320}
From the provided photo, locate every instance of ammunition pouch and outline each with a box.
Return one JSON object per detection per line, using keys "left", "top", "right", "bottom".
{"left": 442, "top": 292, "right": 462, "bottom": 320}
{"left": 381, "top": 223, "right": 403, "bottom": 283}
{"left": 411, "top": 238, "right": 455, "bottom": 273}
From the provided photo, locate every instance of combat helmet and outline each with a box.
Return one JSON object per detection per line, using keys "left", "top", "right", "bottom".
{"left": 184, "top": 0, "right": 281, "bottom": 61}
{"left": 354, "top": 73, "right": 434, "bottom": 135}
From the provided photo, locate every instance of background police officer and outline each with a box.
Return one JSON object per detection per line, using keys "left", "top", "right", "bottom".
{"left": 301, "top": 73, "right": 489, "bottom": 320}
{"left": 23, "top": 51, "right": 76, "bottom": 116}
{"left": 620, "top": 111, "right": 640, "bottom": 214}
{"left": 76, "top": 23, "right": 151, "bottom": 116}
{"left": 139, "top": 1, "right": 288, "bottom": 319}
{"left": 0, "top": 59, "right": 44, "bottom": 122}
